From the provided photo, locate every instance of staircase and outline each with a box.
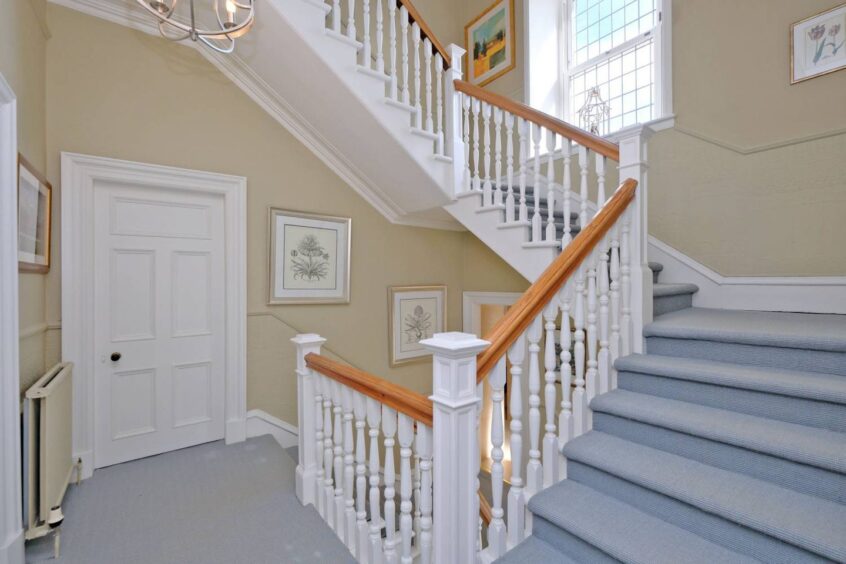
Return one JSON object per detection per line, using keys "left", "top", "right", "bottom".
{"left": 499, "top": 262, "right": 846, "bottom": 563}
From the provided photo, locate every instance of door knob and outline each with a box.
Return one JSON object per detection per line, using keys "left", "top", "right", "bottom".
{"left": 110, "top": 352, "right": 122, "bottom": 362}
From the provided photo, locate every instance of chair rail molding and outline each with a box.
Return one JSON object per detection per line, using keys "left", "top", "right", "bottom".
{"left": 61, "top": 152, "right": 248, "bottom": 479}
{"left": 649, "top": 236, "right": 846, "bottom": 314}
{"left": 0, "top": 72, "right": 24, "bottom": 564}
{"left": 47, "top": 0, "right": 463, "bottom": 232}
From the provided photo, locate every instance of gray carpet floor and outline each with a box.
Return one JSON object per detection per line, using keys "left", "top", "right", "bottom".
{"left": 26, "top": 435, "right": 354, "bottom": 564}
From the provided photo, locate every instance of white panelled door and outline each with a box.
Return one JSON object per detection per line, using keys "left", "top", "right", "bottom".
{"left": 93, "top": 182, "right": 226, "bottom": 468}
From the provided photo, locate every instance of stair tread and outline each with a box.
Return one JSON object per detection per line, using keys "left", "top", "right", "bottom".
{"left": 494, "top": 536, "right": 579, "bottom": 564}
{"left": 591, "top": 389, "right": 846, "bottom": 473}
{"left": 528, "top": 480, "right": 757, "bottom": 564}
{"left": 563, "top": 432, "right": 846, "bottom": 562}
{"left": 644, "top": 307, "right": 846, "bottom": 352}
{"left": 653, "top": 282, "right": 699, "bottom": 297}
{"left": 616, "top": 353, "right": 846, "bottom": 404}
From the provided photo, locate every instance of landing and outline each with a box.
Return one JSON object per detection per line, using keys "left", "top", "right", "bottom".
{"left": 26, "top": 436, "right": 353, "bottom": 564}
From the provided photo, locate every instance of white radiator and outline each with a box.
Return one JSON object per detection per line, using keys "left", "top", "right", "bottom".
{"left": 23, "top": 362, "right": 76, "bottom": 542}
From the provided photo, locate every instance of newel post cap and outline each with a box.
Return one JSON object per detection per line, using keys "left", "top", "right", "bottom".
{"left": 421, "top": 332, "right": 489, "bottom": 358}
{"left": 291, "top": 333, "right": 326, "bottom": 372}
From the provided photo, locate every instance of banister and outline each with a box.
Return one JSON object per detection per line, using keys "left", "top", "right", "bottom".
{"left": 453, "top": 80, "right": 620, "bottom": 161}
{"left": 476, "top": 178, "right": 638, "bottom": 382}
{"left": 478, "top": 490, "right": 492, "bottom": 525}
{"left": 305, "top": 353, "right": 434, "bottom": 426}
{"left": 397, "top": 0, "right": 451, "bottom": 69}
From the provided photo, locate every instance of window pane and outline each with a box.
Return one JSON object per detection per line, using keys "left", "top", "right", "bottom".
{"left": 572, "top": 0, "right": 654, "bottom": 58}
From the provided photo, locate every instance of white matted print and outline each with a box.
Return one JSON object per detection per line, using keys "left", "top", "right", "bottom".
{"left": 389, "top": 285, "right": 446, "bottom": 366}
{"left": 791, "top": 3, "right": 846, "bottom": 84}
{"left": 269, "top": 208, "right": 350, "bottom": 304}
{"left": 18, "top": 154, "right": 52, "bottom": 273}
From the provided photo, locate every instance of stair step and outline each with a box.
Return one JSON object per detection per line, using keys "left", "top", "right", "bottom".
{"left": 493, "top": 536, "right": 580, "bottom": 564}
{"left": 645, "top": 308, "right": 846, "bottom": 375}
{"left": 592, "top": 388, "right": 846, "bottom": 503}
{"left": 616, "top": 354, "right": 846, "bottom": 430}
{"left": 564, "top": 432, "right": 846, "bottom": 563}
{"left": 527, "top": 480, "right": 756, "bottom": 564}
{"left": 653, "top": 283, "right": 698, "bottom": 316}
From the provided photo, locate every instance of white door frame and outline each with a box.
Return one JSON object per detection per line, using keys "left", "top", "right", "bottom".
{"left": 61, "top": 153, "right": 247, "bottom": 479}
{"left": 462, "top": 291, "right": 523, "bottom": 337}
{"left": 0, "top": 73, "right": 24, "bottom": 564}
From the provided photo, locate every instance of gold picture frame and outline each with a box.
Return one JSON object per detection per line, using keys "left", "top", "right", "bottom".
{"left": 388, "top": 285, "right": 447, "bottom": 366}
{"left": 465, "top": 0, "right": 517, "bottom": 87}
{"left": 17, "top": 154, "right": 52, "bottom": 273}
{"left": 790, "top": 2, "right": 846, "bottom": 84}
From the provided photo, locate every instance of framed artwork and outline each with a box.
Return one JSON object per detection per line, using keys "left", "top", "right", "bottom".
{"left": 465, "top": 0, "right": 516, "bottom": 86}
{"left": 388, "top": 285, "right": 446, "bottom": 366}
{"left": 791, "top": 3, "right": 846, "bottom": 84}
{"left": 268, "top": 208, "right": 351, "bottom": 304}
{"left": 17, "top": 154, "right": 52, "bottom": 273}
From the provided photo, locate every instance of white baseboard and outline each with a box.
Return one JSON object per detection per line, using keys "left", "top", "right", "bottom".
{"left": 0, "top": 528, "right": 24, "bottom": 564}
{"left": 649, "top": 237, "right": 846, "bottom": 314}
{"left": 71, "top": 449, "right": 94, "bottom": 481}
{"left": 225, "top": 418, "right": 247, "bottom": 445}
{"left": 246, "top": 409, "right": 299, "bottom": 449}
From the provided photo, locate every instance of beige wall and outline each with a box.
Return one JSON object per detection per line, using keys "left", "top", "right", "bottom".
{"left": 44, "top": 5, "right": 527, "bottom": 424}
{"left": 1, "top": 0, "right": 51, "bottom": 392}
{"left": 464, "top": 0, "right": 846, "bottom": 276}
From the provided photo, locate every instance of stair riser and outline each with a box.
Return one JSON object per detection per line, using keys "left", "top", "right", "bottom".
{"left": 592, "top": 413, "right": 846, "bottom": 504}
{"left": 653, "top": 293, "right": 694, "bottom": 316}
{"left": 531, "top": 516, "right": 618, "bottom": 564}
{"left": 566, "top": 462, "right": 829, "bottom": 564}
{"left": 618, "top": 371, "right": 846, "bottom": 433}
{"left": 646, "top": 337, "right": 846, "bottom": 376}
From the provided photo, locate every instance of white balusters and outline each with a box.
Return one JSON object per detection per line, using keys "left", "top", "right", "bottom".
{"left": 493, "top": 107, "right": 503, "bottom": 207}
{"left": 399, "top": 7, "right": 410, "bottom": 106}
{"left": 598, "top": 245, "right": 611, "bottom": 395}
{"left": 585, "top": 257, "right": 599, "bottom": 429}
{"left": 518, "top": 118, "right": 529, "bottom": 223}
{"left": 367, "top": 398, "right": 383, "bottom": 563}
{"left": 417, "top": 425, "right": 433, "bottom": 564}
{"left": 423, "top": 39, "right": 433, "bottom": 134}
{"left": 411, "top": 24, "right": 422, "bottom": 130}
{"left": 323, "top": 375, "right": 336, "bottom": 529}
{"left": 578, "top": 145, "right": 589, "bottom": 229}
{"left": 621, "top": 215, "right": 632, "bottom": 357}
{"left": 472, "top": 99, "right": 481, "bottom": 192}
{"left": 482, "top": 102, "right": 493, "bottom": 205}
{"left": 382, "top": 406, "right": 398, "bottom": 564}
{"left": 462, "top": 94, "right": 471, "bottom": 193}
{"left": 374, "top": 0, "right": 384, "bottom": 73}
{"left": 332, "top": 381, "right": 346, "bottom": 540}
{"left": 332, "top": 0, "right": 341, "bottom": 33}
{"left": 362, "top": 0, "right": 371, "bottom": 67}
{"left": 531, "top": 123, "right": 542, "bottom": 242}
{"left": 562, "top": 141, "right": 573, "bottom": 246}
{"left": 346, "top": 0, "right": 356, "bottom": 41}
{"left": 435, "top": 53, "right": 444, "bottom": 154}
{"left": 573, "top": 266, "right": 587, "bottom": 437}
{"left": 545, "top": 131, "right": 557, "bottom": 243}
{"left": 504, "top": 112, "right": 515, "bottom": 221}
{"left": 354, "top": 392, "right": 369, "bottom": 562}
{"left": 525, "top": 316, "right": 543, "bottom": 500}
{"left": 343, "top": 386, "right": 357, "bottom": 552}
{"left": 542, "top": 302, "right": 559, "bottom": 487}
{"left": 596, "top": 154, "right": 607, "bottom": 209}
{"left": 487, "top": 357, "right": 507, "bottom": 557}
{"left": 398, "top": 415, "right": 414, "bottom": 564}
{"left": 610, "top": 228, "right": 622, "bottom": 390}
{"left": 558, "top": 283, "right": 573, "bottom": 480}
{"left": 388, "top": 1, "right": 398, "bottom": 100}
{"left": 506, "top": 332, "right": 526, "bottom": 547}
{"left": 314, "top": 370, "right": 326, "bottom": 516}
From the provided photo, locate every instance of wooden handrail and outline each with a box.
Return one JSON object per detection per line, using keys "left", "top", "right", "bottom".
{"left": 478, "top": 490, "right": 492, "bottom": 525}
{"left": 454, "top": 80, "right": 620, "bottom": 161}
{"left": 398, "top": 0, "right": 451, "bottom": 69}
{"left": 306, "top": 353, "right": 434, "bottom": 427}
{"left": 476, "top": 179, "right": 638, "bottom": 381}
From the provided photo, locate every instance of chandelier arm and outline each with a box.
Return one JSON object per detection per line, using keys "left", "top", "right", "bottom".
{"left": 158, "top": 19, "right": 192, "bottom": 41}
{"left": 198, "top": 34, "right": 236, "bottom": 54}
{"left": 135, "top": 0, "right": 253, "bottom": 49}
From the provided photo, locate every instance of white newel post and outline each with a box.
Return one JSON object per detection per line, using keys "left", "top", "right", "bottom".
{"left": 421, "top": 332, "right": 490, "bottom": 564}
{"left": 292, "top": 333, "right": 327, "bottom": 506}
{"left": 616, "top": 125, "right": 653, "bottom": 354}
{"left": 444, "top": 44, "right": 466, "bottom": 196}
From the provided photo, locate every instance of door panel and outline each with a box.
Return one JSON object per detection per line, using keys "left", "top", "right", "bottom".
{"left": 94, "top": 183, "right": 226, "bottom": 468}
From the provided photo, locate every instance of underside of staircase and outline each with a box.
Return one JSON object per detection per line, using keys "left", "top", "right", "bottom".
{"left": 499, "top": 262, "right": 846, "bottom": 563}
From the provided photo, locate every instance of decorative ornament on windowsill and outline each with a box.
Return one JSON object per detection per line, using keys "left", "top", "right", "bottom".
{"left": 578, "top": 88, "right": 611, "bottom": 136}
{"left": 137, "top": 0, "right": 254, "bottom": 54}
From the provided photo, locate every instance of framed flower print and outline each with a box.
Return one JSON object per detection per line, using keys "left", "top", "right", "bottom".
{"left": 388, "top": 285, "right": 446, "bottom": 366}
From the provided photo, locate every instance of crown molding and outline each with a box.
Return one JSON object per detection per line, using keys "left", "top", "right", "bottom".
{"left": 48, "top": 0, "right": 463, "bottom": 232}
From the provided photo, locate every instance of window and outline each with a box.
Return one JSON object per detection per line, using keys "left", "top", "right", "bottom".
{"left": 562, "top": 0, "right": 669, "bottom": 134}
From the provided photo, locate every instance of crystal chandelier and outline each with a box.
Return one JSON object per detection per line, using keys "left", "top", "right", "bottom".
{"left": 578, "top": 87, "right": 611, "bottom": 136}
{"left": 136, "top": 0, "right": 255, "bottom": 54}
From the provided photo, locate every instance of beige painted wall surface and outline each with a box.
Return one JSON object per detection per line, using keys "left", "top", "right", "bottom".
{"left": 1, "top": 0, "right": 51, "bottom": 392}
{"left": 45, "top": 5, "right": 526, "bottom": 424}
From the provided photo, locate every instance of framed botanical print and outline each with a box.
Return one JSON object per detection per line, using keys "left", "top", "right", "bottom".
{"left": 268, "top": 208, "right": 351, "bottom": 304}
{"left": 388, "top": 285, "right": 446, "bottom": 366}
{"left": 18, "top": 154, "right": 52, "bottom": 273}
{"left": 791, "top": 3, "right": 846, "bottom": 84}
{"left": 465, "top": 0, "right": 516, "bottom": 86}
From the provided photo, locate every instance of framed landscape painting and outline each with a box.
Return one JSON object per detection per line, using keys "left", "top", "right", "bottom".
{"left": 465, "top": 0, "right": 516, "bottom": 86}
{"left": 18, "top": 155, "right": 52, "bottom": 273}
{"left": 268, "top": 208, "right": 351, "bottom": 304}
{"left": 791, "top": 3, "right": 846, "bottom": 84}
{"left": 388, "top": 285, "right": 446, "bottom": 366}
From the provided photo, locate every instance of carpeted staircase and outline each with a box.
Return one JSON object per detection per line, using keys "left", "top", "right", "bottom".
{"left": 498, "top": 262, "right": 846, "bottom": 563}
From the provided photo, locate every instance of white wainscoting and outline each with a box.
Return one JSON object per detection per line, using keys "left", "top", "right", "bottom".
{"left": 246, "top": 410, "right": 299, "bottom": 449}
{"left": 649, "top": 236, "right": 846, "bottom": 314}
